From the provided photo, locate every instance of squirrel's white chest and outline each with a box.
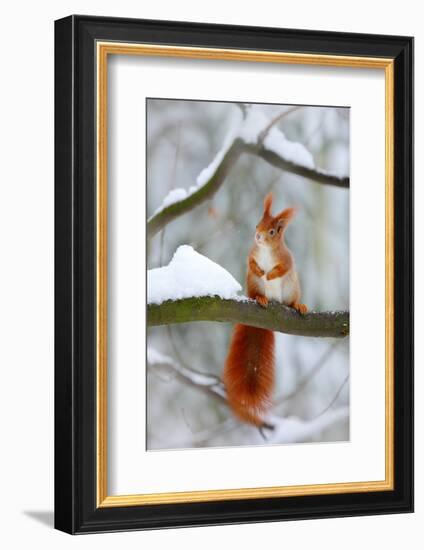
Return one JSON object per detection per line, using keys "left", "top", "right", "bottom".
{"left": 256, "top": 246, "right": 275, "bottom": 274}
{"left": 256, "top": 247, "right": 294, "bottom": 304}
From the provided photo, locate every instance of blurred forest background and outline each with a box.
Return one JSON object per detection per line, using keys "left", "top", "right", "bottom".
{"left": 146, "top": 99, "right": 350, "bottom": 450}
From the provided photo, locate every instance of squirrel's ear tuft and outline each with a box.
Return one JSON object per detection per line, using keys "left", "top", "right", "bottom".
{"left": 276, "top": 207, "right": 297, "bottom": 224}
{"left": 263, "top": 192, "right": 273, "bottom": 215}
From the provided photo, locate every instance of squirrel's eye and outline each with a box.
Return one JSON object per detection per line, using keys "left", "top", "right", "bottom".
{"left": 269, "top": 229, "right": 276, "bottom": 237}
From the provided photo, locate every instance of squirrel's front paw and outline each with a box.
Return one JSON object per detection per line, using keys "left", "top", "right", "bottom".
{"left": 249, "top": 258, "right": 265, "bottom": 278}
{"left": 293, "top": 303, "right": 308, "bottom": 315}
{"left": 255, "top": 295, "right": 269, "bottom": 308}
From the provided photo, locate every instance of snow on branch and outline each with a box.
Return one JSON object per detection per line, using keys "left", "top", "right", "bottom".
{"left": 147, "top": 346, "right": 348, "bottom": 440}
{"left": 266, "top": 407, "right": 349, "bottom": 444}
{"left": 148, "top": 245, "right": 242, "bottom": 304}
{"left": 147, "top": 246, "right": 349, "bottom": 338}
{"left": 147, "top": 347, "right": 227, "bottom": 403}
{"left": 147, "top": 107, "right": 350, "bottom": 237}
{"left": 147, "top": 140, "right": 243, "bottom": 238}
{"left": 239, "top": 108, "right": 315, "bottom": 169}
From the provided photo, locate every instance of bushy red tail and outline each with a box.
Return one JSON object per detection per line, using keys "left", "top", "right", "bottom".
{"left": 223, "top": 324, "right": 275, "bottom": 426}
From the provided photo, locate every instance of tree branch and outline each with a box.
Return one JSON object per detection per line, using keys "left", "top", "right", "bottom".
{"left": 148, "top": 296, "right": 349, "bottom": 338}
{"left": 147, "top": 140, "right": 243, "bottom": 238}
{"left": 243, "top": 142, "right": 350, "bottom": 188}
{"left": 147, "top": 137, "right": 349, "bottom": 238}
{"left": 148, "top": 346, "right": 348, "bottom": 445}
{"left": 147, "top": 347, "right": 347, "bottom": 439}
{"left": 258, "top": 106, "right": 302, "bottom": 144}
{"left": 162, "top": 361, "right": 228, "bottom": 405}
{"left": 267, "top": 406, "right": 349, "bottom": 444}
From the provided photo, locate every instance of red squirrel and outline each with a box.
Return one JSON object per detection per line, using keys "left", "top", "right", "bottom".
{"left": 223, "top": 192, "right": 307, "bottom": 427}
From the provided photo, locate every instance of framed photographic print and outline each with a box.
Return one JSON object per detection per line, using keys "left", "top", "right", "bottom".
{"left": 54, "top": 15, "right": 413, "bottom": 534}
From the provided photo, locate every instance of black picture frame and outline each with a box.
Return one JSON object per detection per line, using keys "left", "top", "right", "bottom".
{"left": 55, "top": 14, "right": 413, "bottom": 534}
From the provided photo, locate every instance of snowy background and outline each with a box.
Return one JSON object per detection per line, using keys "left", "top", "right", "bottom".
{"left": 146, "top": 99, "right": 350, "bottom": 450}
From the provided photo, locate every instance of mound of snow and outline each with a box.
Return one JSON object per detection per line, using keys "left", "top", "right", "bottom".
{"left": 147, "top": 245, "right": 242, "bottom": 304}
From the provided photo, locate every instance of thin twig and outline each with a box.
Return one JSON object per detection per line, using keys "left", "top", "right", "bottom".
{"left": 158, "top": 122, "right": 182, "bottom": 266}
{"left": 192, "top": 417, "right": 239, "bottom": 446}
{"left": 235, "top": 103, "right": 249, "bottom": 118}
{"left": 258, "top": 106, "right": 303, "bottom": 144}
{"left": 166, "top": 325, "right": 221, "bottom": 386}
{"left": 314, "top": 374, "right": 349, "bottom": 419}
{"left": 274, "top": 340, "right": 343, "bottom": 407}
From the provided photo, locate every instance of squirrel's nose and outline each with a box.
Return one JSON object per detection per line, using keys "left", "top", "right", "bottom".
{"left": 256, "top": 232, "right": 262, "bottom": 242}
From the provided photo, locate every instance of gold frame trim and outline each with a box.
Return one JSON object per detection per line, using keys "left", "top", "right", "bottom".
{"left": 96, "top": 42, "right": 394, "bottom": 508}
